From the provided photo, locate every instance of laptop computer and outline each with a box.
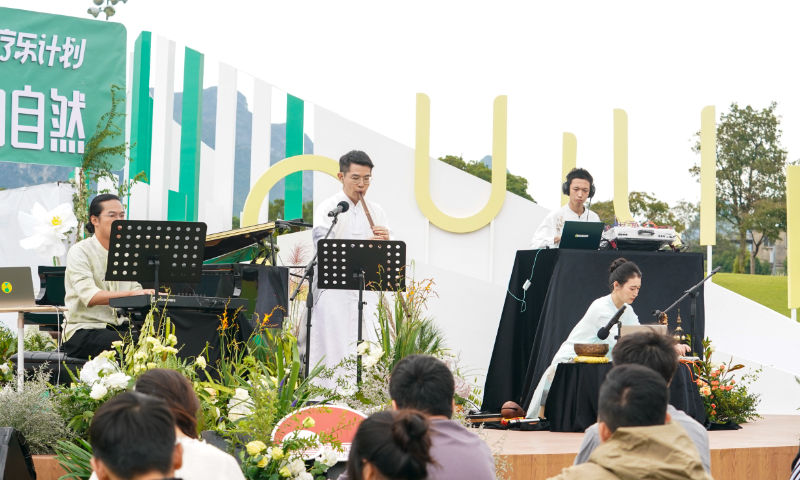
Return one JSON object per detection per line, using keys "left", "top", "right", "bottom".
{"left": 559, "top": 221, "right": 605, "bottom": 250}
{"left": 0, "top": 267, "right": 37, "bottom": 308}
{"left": 620, "top": 325, "right": 668, "bottom": 337}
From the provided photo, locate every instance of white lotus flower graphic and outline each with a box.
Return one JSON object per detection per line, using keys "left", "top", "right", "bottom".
{"left": 18, "top": 202, "right": 78, "bottom": 261}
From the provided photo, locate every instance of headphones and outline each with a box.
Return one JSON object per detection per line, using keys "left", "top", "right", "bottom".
{"left": 562, "top": 170, "right": 596, "bottom": 198}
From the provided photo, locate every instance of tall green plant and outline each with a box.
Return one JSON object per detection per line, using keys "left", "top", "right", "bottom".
{"left": 374, "top": 275, "right": 446, "bottom": 371}
{"left": 70, "top": 84, "right": 147, "bottom": 242}
{"left": 55, "top": 439, "right": 93, "bottom": 480}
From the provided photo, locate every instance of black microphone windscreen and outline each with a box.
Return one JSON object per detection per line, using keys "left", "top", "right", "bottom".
{"left": 338, "top": 201, "right": 350, "bottom": 213}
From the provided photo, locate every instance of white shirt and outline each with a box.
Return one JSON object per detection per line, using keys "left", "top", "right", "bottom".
{"left": 527, "top": 294, "right": 640, "bottom": 417}
{"left": 89, "top": 436, "right": 244, "bottom": 480}
{"left": 298, "top": 190, "right": 392, "bottom": 388}
{"left": 63, "top": 235, "right": 142, "bottom": 341}
{"left": 529, "top": 203, "right": 600, "bottom": 249}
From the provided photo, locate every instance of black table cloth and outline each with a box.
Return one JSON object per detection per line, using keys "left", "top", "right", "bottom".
{"left": 482, "top": 249, "right": 705, "bottom": 413}
{"left": 158, "top": 309, "right": 254, "bottom": 369}
{"left": 545, "top": 362, "right": 707, "bottom": 432}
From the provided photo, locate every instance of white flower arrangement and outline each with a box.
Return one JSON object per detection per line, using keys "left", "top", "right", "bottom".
{"left": 18, "top": 202, "right": 78, "bottom": 264}
{"left": 227, "top": 387, "right": 254, "bottom": 421}
{"left": 79, "top": 355, "right": 131, "bottom": 401}
{"left": 357, "top": 341, "right": 384, "bottom": 370}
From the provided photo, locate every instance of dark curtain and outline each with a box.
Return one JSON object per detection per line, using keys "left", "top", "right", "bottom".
{"left": 483, "top": 250, "right": 705, "bottom": 413}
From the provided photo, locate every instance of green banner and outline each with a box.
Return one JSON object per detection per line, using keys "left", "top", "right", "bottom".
{"left": 0, "top": 7, "right": 127, "bottom": 168}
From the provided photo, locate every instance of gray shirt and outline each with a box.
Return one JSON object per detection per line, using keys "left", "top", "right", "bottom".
{"left": 573, "top": 404, "right": 711, "bottom": 473}
{"left": 338, "top": 418, "right": 495, "bottom": 480}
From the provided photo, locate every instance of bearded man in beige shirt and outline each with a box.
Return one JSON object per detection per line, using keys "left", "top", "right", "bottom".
{"left": 62, "top": 194, "right": 155, "bottom": 359}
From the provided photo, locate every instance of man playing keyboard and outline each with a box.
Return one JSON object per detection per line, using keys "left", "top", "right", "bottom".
{"left": 62, "top": 194, "right": 155, "bottom": 359}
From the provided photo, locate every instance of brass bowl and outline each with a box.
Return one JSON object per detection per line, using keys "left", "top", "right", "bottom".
{"left": 574, "top": 343, "right": 609, "bottom": 357}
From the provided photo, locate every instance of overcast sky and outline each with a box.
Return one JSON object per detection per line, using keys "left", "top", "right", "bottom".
{"left": 6, "top": 1, "right": 800, "bottom": 211}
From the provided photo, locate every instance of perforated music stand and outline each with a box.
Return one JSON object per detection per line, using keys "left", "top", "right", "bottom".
{"left": 317, "top": 239, "right": 406, "bottom": 382}
{"left": 105, "top": 220, "right": 208, "bottom": 290}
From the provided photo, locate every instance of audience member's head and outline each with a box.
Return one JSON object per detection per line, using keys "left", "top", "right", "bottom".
{"left": 612, "top": 330, "right": 679, "bottom": 384}
{"left": 389, "top": 354, "right": 455, "bottom": 418}
{"left": 346, "top": 410, "right": 432, "bottom": 480}
{"left": 89, "top": 392, "right": 182, "bottom": 480}
{"left": 135, "top": 368, "right": 201, "bottom": 438}
{"left": 597, "top": 365, "right": 669, "bottom": 442}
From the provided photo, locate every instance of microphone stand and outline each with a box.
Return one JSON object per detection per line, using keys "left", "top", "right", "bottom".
{"left": 290, "top": 214, "right": 341, "bottom": 377}
{"left": 652, "top": 267, "right": 721, "bottom": 357}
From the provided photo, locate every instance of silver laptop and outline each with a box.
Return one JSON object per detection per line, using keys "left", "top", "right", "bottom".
{"left": 620, "top": 325, "right": 668, "bottom": 337}
{"left": 0, "top": 267, "right": 37, "bottom": 308}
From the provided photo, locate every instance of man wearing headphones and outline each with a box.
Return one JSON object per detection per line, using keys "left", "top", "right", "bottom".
{"left": 530, "top": 168, "right": 599, "bottom": 249}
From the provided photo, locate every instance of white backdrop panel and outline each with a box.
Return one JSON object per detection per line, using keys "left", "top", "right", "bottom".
{"left": 705, "top": 282, "right": 800, "bottom": 376}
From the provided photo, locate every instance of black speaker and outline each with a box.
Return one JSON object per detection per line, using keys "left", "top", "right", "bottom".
{"left": 0, "top": 428, "right": 36, "bottom": 480}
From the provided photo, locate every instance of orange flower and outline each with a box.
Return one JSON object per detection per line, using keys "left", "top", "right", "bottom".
{"left": 712, "top": 386, "right": 717, "bottom": 391}
{"left": 711, "top": 410, "right": 716, "bottom": 415}
{"left": 730, "top": 380, "right": 735, "bottom": 385}
{"left": 711, "top": 381, "right": 718, "bottom": 386}
{"left": 711, "top": 403, "right": 716, "bottom": 408}
{"left": 719, "top": 365, "right": 726, "bottom": 371}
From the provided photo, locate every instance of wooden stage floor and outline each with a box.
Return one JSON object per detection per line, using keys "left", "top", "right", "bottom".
{"left": 482, "top": 415, "right": 800, "bottom": 480}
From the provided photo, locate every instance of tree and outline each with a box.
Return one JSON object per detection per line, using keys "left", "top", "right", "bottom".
{"left": 691, "top": 102, "right": 789, "bottom": 274}
{"left": 586, "top": 192, "right": 686, "bottom": 232}
{"left": 438, "top": 155, "right": 536, "bottom": 202}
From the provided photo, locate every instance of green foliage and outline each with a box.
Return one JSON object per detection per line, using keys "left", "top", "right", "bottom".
{"left": 266, "top": 198, "right": 314, "bottom": 223}
{"left": 70, "top": 85, "right": 147, "bottom": 242}
{"left": 239, "top": 421, "right": 343, "bottom": 480}
{"left": 695, "top": 338, "right": 761, "bottom": 424}
{"left": 24, "top": 327, "right": 57, "bottom": 352}
{"left": 715, "top": 251, "right": 772, "bottom": 275}
{"left": 0, "top": 368, "right": 71, "bottom": 454}
{"left": 691, "top": 102, "right": 789, "bottom": 274}
{"left": 232, "top": 216, "right": 241, "bottom": 229}
{"left": 374, "top": 277, "right": 447, "bottom": 372}
{"left": 0, "top": 323, "right": 17, "bottom": 367}
{"left": 589, "top": 192, "right": 687, "bottom": 232}
{"left": 55, "top": 439, "right": 93, "bottom": 480}
{"left": 438, "top": 155, "right": 536, "bottom": 202}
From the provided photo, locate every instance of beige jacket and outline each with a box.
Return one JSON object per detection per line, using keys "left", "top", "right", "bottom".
{"left": 549, "top": 421, "right": 713, "bottom": 480}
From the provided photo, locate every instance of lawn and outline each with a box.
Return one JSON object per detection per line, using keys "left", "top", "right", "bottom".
{"left": 713, "top": 273, "right": 791, "bottom": 318}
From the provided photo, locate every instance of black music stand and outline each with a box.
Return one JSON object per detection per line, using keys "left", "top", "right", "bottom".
{"left": 317, "top": 239, "right": 406, "bottom": 383}
{"left": 105, "top": 220, "right": 207, "bottom": 290}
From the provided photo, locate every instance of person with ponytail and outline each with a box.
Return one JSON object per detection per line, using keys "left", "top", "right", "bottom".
{"left": 339, "top": 355, "right": 495, "bottom": 480}
{"left": 63, "top": 194, "right": 156, "bottom": 359}
{"left": 346, "top": 410, "right": 432, "bottom": 480}
{"left": 88, "top": 369, "right": 244, "bottom": 480}
{"left": 527, "top": 258, "right": 646, "bottom": 419}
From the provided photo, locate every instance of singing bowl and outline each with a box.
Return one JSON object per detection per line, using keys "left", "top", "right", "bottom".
{"left": 574, "top": 343, "right": 609, "bottom": 357}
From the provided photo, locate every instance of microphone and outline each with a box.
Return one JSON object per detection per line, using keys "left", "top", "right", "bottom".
{"left": 597, "top": 304, "right": 627, "bottom": 340}
{"left": 327, "top": 201, "right": 350, "bottom": 217}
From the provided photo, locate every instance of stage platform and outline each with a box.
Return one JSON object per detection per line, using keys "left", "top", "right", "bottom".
{"left": 482, "top": 415, "right": 800, "bottom": 480}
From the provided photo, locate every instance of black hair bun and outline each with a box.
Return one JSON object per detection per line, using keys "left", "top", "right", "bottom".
{"left": 609, "top": 258, "right": 628, "bottom": 273}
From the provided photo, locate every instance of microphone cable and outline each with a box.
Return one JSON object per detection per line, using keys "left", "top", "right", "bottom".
{"left": 507, "top": 248, "right": 542, "bottom": 313}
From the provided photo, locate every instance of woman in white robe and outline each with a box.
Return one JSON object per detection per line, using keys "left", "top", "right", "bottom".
{"left": 526, "top": 258, "right": 642, "bottom": 419}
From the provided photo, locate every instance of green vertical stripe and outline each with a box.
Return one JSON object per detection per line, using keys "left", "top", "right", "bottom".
{"left": 168, "top": 190, "right": 187, "bottom": 221}
{"left": 285, "top": 94, "right": 304, "bottom": 220}
{"left": 179, "top": 48, "right": 204, "bottom": 221}
{"left": 130, "top": 32, "right": 152, "bottom": 184}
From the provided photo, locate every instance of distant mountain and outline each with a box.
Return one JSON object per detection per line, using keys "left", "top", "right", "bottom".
{"left": 0, "top": 87, "right": 314, "bottom": 217}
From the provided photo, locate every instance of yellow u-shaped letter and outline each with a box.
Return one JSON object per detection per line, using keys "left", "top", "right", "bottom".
{"left": 241, "top": 154, "right": 340, "bottom": 227}
{"left": 415, "top": 94, "right": 507, "bottom": 233}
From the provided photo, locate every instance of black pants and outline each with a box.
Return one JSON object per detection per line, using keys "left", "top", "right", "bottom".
{"left": 63, "top": 324, "right": 138, "bottom": 360}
